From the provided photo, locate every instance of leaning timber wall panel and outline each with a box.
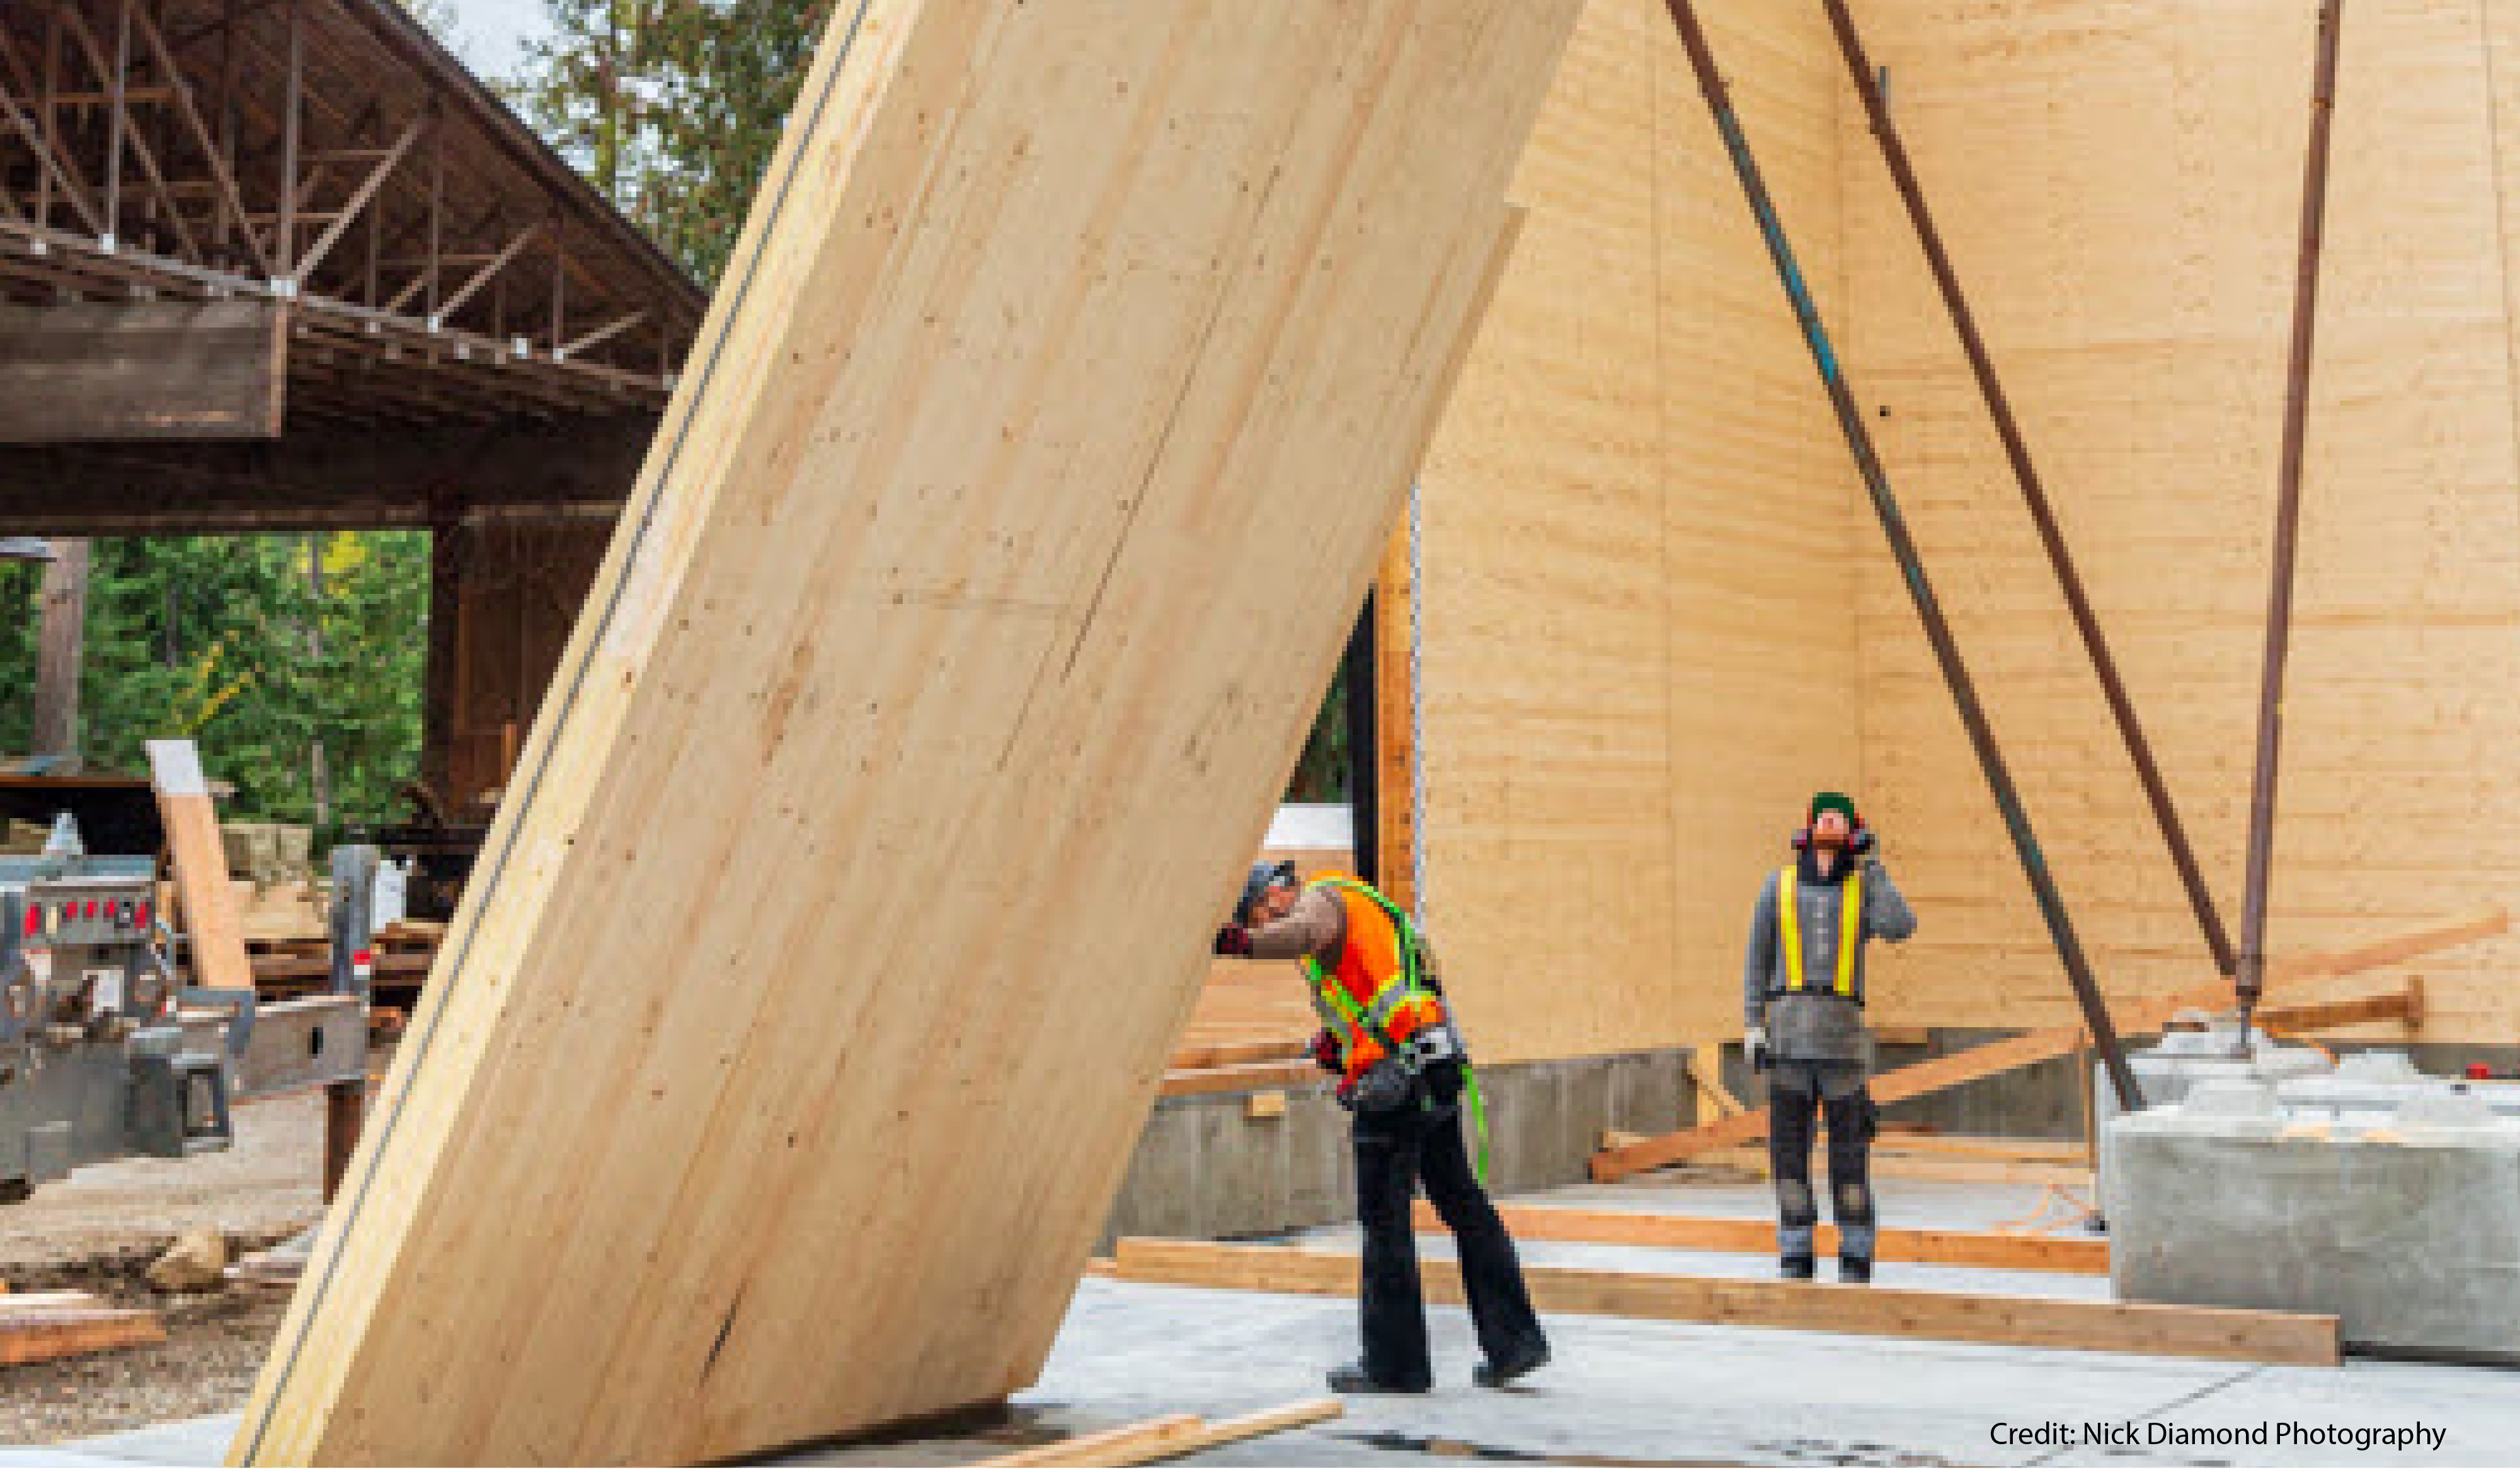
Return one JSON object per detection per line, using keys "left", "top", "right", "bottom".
{"left": 1415, "top": 0, "right": 1862, "bottom": 1065}
{"left": 231, "top": 1, "right": 1583, "bottom": 1462}
{"left": 1841, "top": 0, "right": 2520, "bottom": 1035}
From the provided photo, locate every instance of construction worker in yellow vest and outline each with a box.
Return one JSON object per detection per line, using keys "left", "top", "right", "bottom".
{"left": 1217, "top": 862, "right": 1549, "bottom": 1394}
{"left": 1743, "top": 792, "right": 1916, "bottom": 1283}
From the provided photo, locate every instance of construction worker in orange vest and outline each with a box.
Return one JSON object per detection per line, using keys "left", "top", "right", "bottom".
{"left": 1744, "top": 792, "right": 1916, "bottom": 1283}
{"left": 1217, "top": 861, "right": 1549, "bottom": 1394}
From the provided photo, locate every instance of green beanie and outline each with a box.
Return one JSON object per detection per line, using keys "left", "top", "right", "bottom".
{"left": 1808, "top": 791, "right": 1858, "bottom": 826}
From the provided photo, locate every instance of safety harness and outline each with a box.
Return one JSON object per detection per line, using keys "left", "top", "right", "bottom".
{"left": 1778, "top": 863, "right": 1864, "bottom": 998}
{"left": 1301, "top": 877, "right": 1491, "bottom": 1184}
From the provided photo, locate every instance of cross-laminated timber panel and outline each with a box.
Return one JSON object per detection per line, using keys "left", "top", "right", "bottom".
{"left": 231, "top": 2, "right": 1583, "bottom": 1462}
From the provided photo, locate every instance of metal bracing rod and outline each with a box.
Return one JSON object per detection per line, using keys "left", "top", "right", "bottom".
{"left": 2236, "top": 0, "right": 2345, "bottom": 1035}
{"left": 1659, "top": 0, "right": 2144, "bottom": 1109}
{"left": 1819, "top": 0, "right": 2236, "bottom": 981}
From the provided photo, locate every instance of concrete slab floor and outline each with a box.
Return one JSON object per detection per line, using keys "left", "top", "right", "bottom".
{"left": 43, "top": 1275, "right": 2516, "bottom": 1467}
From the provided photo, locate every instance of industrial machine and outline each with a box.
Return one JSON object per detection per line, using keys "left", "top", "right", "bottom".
{"left": 0, "top": 820, "right": 370, "bottom": 1202}
{"left": 0, "top": 840, "right": 230, "bottom": 1201}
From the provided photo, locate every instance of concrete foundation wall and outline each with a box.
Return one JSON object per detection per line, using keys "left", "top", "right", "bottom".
{"left": 1101, "top": 1048, "right": 1689, "bottom": 1249}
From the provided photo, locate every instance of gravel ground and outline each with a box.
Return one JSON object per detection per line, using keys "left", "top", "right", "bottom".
{"left": 0, "top": 1253, "right": 294, "bottom": 1445}
{"left": 0, "top": 1085, "right": 351, "bottom": 1445}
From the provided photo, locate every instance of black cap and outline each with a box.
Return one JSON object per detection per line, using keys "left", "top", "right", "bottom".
{"left": 1237, "top": 860, "right": 1300, "bottom": 925}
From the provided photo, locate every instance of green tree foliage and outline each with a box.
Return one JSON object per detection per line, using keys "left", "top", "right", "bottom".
{"left": 512, "top": 0, "right": 835, "bottom": 287}
{"left": 0, "top": 535, "right": 428, "bottom": 835}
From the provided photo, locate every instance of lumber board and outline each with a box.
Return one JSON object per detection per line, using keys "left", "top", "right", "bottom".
{"left": 147, "top": 741, "right": 254, "bottom": 1000}
{"left": 983, "top": 1401, "right": 1341, "bottom": 1468}
{"left": 230, "top": 3, "right": 1584, "bottom": 1464}
{"left": 0, "top": 1306, "right": 166, "bottom": 1367}
{"left": 1596, "top": 909, "right": 2506, "bottom": 1180}
{"left": 1424, "top": 1204, "right": 2109, "bottom": 1275}
{"left": 1689, "top": 1146, "right": 2094, "bottom": 1189}
{"left": 980, "top": 1414, "right": 1205, "bottom": 1468}
{"left": 2255, "top": 980, "right": 2420, "bottom": 1034}
{"left": 1113, "top": 1239, "right": 2335, "bottom": 1366}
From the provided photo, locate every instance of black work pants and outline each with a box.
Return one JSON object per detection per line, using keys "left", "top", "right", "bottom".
{"left": 1352, "top": 1099, "right": 1547, "bottom": 1388}
{"left": 1766, "top": 1059, "right": 1878, "bottom": 1263}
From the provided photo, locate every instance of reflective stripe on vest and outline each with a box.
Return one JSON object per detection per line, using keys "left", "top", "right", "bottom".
{"left": 1778, "top": 863, "right": 1863, "bottom": 997}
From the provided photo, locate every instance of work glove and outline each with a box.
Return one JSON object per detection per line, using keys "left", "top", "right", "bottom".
{"left": 1850, "top": 828, "right": 1879, "bottom": 857}
{"left": 1309, "top": 1028, "right": 1344, "bottom": 1075}
{"left": 1213, "top": 923, "right": 1253, "bottom": 957}
{"left": 1745, "top": 1024, "right": 1770, "bottom": 1073}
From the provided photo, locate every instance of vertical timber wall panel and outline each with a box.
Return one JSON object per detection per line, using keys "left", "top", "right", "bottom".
{"left": 1843, "top": 0, "right": 2520, "bottom": 1035}
{"left": 1416, "top": 0, "right": 1860, "bottom": 1064}
{"left": 231, "top": 1, "right": 1583, "bottom": 1462}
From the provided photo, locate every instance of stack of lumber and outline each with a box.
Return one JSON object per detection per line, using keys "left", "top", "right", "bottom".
{"left": 0, "top": 1292, "right": 166, "bottom": 1367}
{"left": 231, "top": 1, "right": 1586, "bottom": 1462}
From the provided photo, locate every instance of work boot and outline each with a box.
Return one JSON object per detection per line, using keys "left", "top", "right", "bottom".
{"left": 1472, "top": 1346, "right": 1550, "bottom": 1389}
{"left": 1780, "top": 1255, "right": 1816, "bottom": 1281}
{"left": 1327, "top": 1362, "right": 1429, "bottom": 1395}
{"left": 1838, "top": 1256, "right": 1872, "bottom": 1285}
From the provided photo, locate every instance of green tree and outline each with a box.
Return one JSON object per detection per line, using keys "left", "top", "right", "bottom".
{"left": 0, "top": 535, "right": 429, "bottom": 837}
{"left": 513, "top": 0, "right": 833, "bottom": 285}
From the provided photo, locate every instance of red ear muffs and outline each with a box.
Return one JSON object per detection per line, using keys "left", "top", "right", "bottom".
{"left": 1790, "top": 827, "right": 1813, "bottom": 851}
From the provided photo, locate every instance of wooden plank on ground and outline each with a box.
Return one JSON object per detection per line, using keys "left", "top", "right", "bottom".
{"left": 1690, "top": 1146, "right": 2095, "bottom": 1189}
{"left": 1594, "top": 909, "right": 2509, "bottom": 1182}
{"left": 0, "top": 1305, "right": 166, "bottom": 1367}
{"left": 1113, "top": 1239, "right": 2337, "bottom": 1366}
{"left": 147, "top": 741, "right": 254, "bottom": 998}
{"left": 229, "top": 4, "right": 1584, "bottom": 1464}
{"left": 1423, "top": 1204, "right": 2109, "bottom": 1275}
{"left": 982, "top": 1400, "right": 1341, "bottom": 1468}
{"left": 980, "top": 1414, "right": 1205, "bottom": 1467}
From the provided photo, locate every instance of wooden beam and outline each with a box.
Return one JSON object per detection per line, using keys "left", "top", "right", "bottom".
{"left": 559, "top": 309, "right": 645, "bottom": 361}
{"left": 1595, "top": 909, "right": 2509, "bottom": 1182}
{"left": 32, "top": 538, "right": 86, "bottom": 769}
{"left": 0, "top": 1305, "right": 166, "bottom": 1367}
{"left": 2256, "top": 979, "right": 2422, "bottom": 1034}
{"left": 1372, "top": 518, "right": 1414, "bottom": 910}
{"left": 146, "top": 739, "right": 252, "bottom": 1000}
{"left": 1112, "top": 1239, "right": 2337, "bottom": 1366}
{"left": 0, "top": 299, "right": 284, "bottom": 441}
{"left": 430, "top": 221, "right": 537, "bottom": 325}
{"left": 1424, "top": 1204, "right": 2109, "bottom": 1275}
{"left": 978, "top": 1416, "right": 1206, "bottom": 1469}
{"left": 980, "top": 1401, "right": 1341, "bottom": 1469}
{"left": 1690, "top": 1145, "right": 2095, "bottom": 1188}
{"left": 127, "top": 0, "right": 268, "bottom": 273}
{"left": 291, "top": 115, "right": 423, "bottom": 285}
{"left": 0, "top": 416, "right": 653, "bottom": 533}
{"left": 229, "top": 3, "right": 1582, "bottom": 1462}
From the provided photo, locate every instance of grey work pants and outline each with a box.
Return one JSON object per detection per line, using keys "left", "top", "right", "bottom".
{"left": 1765, "top": 1059, "right": 1878, "bottom": 1263}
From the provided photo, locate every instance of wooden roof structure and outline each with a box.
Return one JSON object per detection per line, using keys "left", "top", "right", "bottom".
{"left": 0, "top": 0, "right": 706, "bottom": 533}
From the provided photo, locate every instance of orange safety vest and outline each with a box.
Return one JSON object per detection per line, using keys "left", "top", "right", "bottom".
{"left": 1299, "top": 875, "right": 1447, "bottom": 1083}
